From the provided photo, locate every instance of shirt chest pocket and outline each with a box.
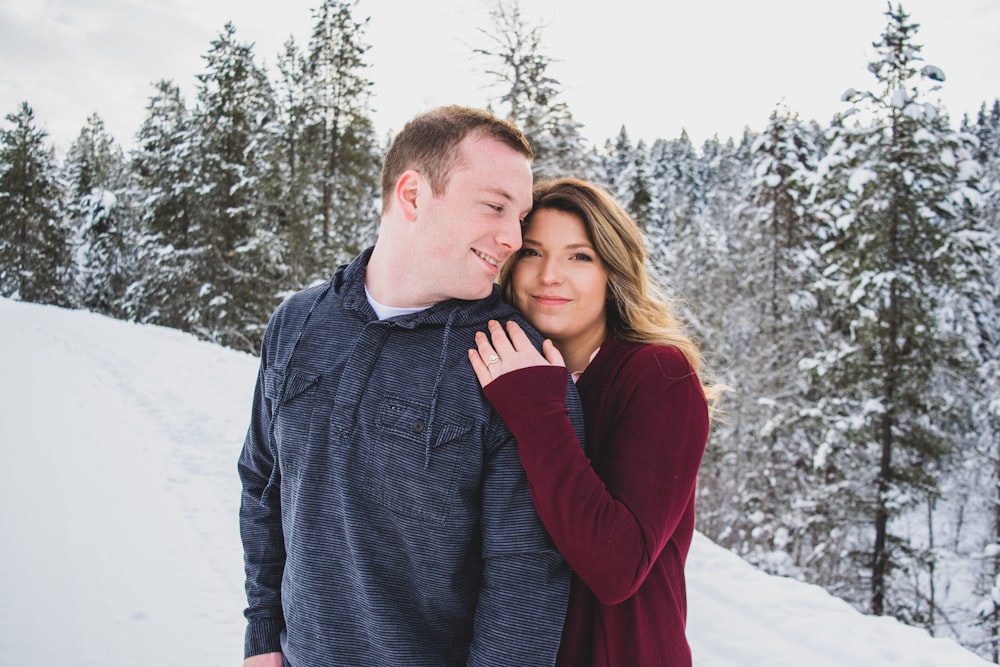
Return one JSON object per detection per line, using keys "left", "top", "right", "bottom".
{"left": 364, "top": 395, "right": 476, "bottom": 524}
{"left": 264, "top": 367, "right": 322, "bottom": 481}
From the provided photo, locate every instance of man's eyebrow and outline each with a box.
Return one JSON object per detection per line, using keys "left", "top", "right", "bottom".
{"left": 481, "top": 186, "right": 517, "bottom": 202}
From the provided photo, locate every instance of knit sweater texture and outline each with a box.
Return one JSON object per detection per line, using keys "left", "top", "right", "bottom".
{"left": 238, "top": 248, "right": 584, "bottom": 666}
{"left": 483, "top": 336, "right": 709, "bottom": 666}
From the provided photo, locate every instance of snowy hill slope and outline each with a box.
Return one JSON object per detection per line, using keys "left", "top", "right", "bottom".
{"left": 0, "top": 298, "right": 989, "bottom": 666}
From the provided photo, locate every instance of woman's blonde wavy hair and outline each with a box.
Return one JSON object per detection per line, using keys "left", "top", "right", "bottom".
{"left": 499, "top": 177, "right": 723, "bottom": 409}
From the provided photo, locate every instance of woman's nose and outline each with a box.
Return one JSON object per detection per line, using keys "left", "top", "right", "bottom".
{"left": 540, "top": 259, "right": 563, "bottom": 285}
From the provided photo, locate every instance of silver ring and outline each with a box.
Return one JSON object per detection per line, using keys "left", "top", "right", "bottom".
{"left": 486, "top": 355, "right": 501, "bottom": 365}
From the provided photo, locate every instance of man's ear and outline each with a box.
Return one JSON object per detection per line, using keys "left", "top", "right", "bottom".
{"left": 395, "top": 170, "right": 421, "bottom": 222}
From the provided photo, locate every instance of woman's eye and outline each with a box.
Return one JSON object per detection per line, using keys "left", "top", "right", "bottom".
{"left": 571, "top": 253, "right": 594, "bottom": 262}
{"left": 518, "top": 248, "right": 541, "bottom": 258}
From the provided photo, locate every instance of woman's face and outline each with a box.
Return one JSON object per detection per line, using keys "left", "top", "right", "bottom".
{"left": 511, "top": 207, "right": 609, "bottom": 360}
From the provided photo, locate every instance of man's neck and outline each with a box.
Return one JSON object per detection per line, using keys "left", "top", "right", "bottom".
{"left": 365, "top": 243, "right": 428, "bottom": 308}
{"left": 364, "top": 283, "right": 428, "bottom": 320}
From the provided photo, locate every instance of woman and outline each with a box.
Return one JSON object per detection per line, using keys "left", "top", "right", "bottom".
{"left": 468, "top": 178, "right": 719, "bottom": 666}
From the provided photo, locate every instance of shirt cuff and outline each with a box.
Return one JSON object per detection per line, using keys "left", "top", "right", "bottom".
{"left": 245, "top": 617, "right": 285, "bottom": 659}
{"left": 483, "top": 365, "right": 569, "bottom": 419}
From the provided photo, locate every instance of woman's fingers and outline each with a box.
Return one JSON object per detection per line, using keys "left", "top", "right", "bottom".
{"left": 470, "top": 328, "right": 505, "bottom": 386}
{"left": 503, "top": 320, "right": 536, "bottom": 351}
{"left": 541, "top": 338, "right": 566, "bottom": 367}
{"left": 474, "top": 330, "right": 503, "bottom": 365}
{"left": 487, "top": 319, "right": 516, "bottom": 356}
{"left": 468, "top": 348, "right": 493, "bottom": 387}
{"left": 469, "top": 320, "right": 562, "bottom": 387}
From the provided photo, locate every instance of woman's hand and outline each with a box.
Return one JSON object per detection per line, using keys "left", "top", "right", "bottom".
{"left": 469, "top": 320, "right": 565, "bottom": 387}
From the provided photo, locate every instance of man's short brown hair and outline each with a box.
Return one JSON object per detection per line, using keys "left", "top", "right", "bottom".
{"left": 380, "top": 106, "right": 533, "bottom": 213}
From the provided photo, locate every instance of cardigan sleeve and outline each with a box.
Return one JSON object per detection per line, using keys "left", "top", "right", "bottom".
{"left": 483, "top": 346, "right": 709, "bottom": 605}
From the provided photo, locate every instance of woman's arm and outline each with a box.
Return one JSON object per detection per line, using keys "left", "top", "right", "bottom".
{"left": 478, "top": 342, "right": 709, "bottom": 605}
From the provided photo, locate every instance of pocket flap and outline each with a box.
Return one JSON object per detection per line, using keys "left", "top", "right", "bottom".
{"left": 264, "top": 367, "right": 320, "bottom": 403}
{"left": 435, "top": 421, "right": 473, "bottom": 448}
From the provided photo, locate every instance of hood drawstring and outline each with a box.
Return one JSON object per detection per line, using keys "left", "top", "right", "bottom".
{"left": 424, "top": 308, "right": 459, "bottom": 469}
{"left": 260, "top": 282, "right": 332, "bottom": 507}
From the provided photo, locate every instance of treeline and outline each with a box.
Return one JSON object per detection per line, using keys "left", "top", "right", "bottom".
{"left": 2, "top": 1, "right": 999, "bottom": 661}
{"left": 1, "top": 2, "right": 382, "bottom": 351}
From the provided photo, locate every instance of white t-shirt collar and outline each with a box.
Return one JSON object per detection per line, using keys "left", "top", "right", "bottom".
{"left": 365, "top": 284, "right": 429, "bottom": 321}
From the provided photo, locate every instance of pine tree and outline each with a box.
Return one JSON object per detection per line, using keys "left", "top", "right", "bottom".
{"left": 300, "top": 0, "right": 380, "bottom": 276}
{"left": 63, "top": 113, "right": 133, "bottom": 317}
{"left": 191, "top": 22, "right": 282, "bottom": 352}
{"left": 806, "top": 3, "right": 982, "bottom": 620}
{"left": 272, "top": 37, "right": 315, "bottom": 290}
{"left": 643, "top": 131, "right": 705, "bottom": 285}
{"left": 594, "top": 128, "right": 653, "bottom": 227}
{"left": 0, "top": 102, "right": 73, "bottom": 305}
{"left": 674, "top": 134, "right": 749, "bottom": 346}
{"left": 746, "top": 111, "right": 824, "bottom": 341}
{"left": 127, "top": 80, "right": 203, "bottom": 332}
{"left": 698, "top": 109, "right": 832, "bottom": 580}
{"left": 961, "top": 98, "right": 1000, "bottom": 661}
{"left": 640, "top": 133, "right": 733, "bottom": 405}
{"left": 475, "top": 0, "right": 590, "bottom": 180}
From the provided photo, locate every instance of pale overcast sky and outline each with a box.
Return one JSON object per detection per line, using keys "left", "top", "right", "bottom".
{"left": 1, "top": 0, "right": 998, "bottom": 153}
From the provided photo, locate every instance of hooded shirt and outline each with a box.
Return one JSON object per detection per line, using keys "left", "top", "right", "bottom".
{"left": 239, "top": 248, "right": 584, "bottom": 666}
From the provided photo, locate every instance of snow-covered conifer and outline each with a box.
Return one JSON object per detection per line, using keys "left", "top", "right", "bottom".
{"left": 0, "top": 102, "right": 73, "bottom": 306}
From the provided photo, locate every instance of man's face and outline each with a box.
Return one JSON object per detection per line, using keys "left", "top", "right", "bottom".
{"left": 413, "top": 134, "right": 533, "bottom": 303}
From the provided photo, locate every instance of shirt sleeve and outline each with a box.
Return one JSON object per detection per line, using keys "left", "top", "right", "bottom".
{"left": 465, "top": 413, "right": 572, "bottom": 666}
{"left": 483, "top": 348, "right": 709, "bottom": 605}
{"left": 237, "top": 332, "right": 287, "bottom": 658}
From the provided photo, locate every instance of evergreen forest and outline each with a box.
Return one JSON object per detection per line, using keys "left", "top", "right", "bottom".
{"left": 2, "top": 1, "right": 999, "bottom": 661}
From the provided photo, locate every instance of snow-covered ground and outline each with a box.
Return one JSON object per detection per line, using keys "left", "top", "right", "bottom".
{"left": 0, "top": 298, "right": 990, "bottom": 666}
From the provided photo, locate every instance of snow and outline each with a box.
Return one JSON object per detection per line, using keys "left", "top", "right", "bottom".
{"left": 848, "top": 166, "right": 878, "bottom": 194}
{"left": 0, "top": 297, "right": 991, "bottom": 666}
{"left": 920, "top": 65, "right": 947, "bottom": 83}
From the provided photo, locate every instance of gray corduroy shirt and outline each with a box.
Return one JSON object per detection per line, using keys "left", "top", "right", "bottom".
{"left": 239, "top": 248, "right": 584, "bottom": 666}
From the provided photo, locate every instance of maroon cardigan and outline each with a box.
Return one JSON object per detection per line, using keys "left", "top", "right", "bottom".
{"left": 483, "top": 336, "right": 709, "bottom": 666}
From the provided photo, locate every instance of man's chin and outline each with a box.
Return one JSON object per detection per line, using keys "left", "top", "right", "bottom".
{"left": 460, "top": 284, "right": 495, "bottom": 302}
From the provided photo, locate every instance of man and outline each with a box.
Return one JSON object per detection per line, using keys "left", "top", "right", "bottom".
{"left": 239, "top": 105, "right": 584, "bottom": 666}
